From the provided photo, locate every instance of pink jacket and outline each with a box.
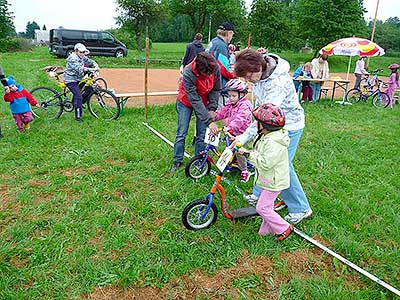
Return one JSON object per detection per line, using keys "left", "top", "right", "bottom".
{"left": 215, "top": 97, "right": 253, "bottom": 136}
{"left": 386, "top": 73, "right": 399, "bottom": 97}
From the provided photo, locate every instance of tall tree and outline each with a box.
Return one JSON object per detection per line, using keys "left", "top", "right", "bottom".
{"left": 25, "top": 21, "right": 40, "bottom": 39}
{"left": 0, "top": 0, "right": 15, "bottom": 39}
{"left": 116, "top": 0, "right": 165, "bottom": 51}
{"left": 248, "top": 0, "right": 294, "bottom": 50}
{"left": 294, "top": 0, "right": 367, "bottom": 52}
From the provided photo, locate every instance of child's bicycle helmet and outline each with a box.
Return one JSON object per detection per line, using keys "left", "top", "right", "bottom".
{"left": 389, "top": 63, "right": 399, "bottom": 69}
{"left": 252, "top": 103, "right": 285, "bottom": 131}
{"left": 225, "top": 78, "right": 248, "bottom": 93}
{"left": 228, "top": 44, "right": 236, "bottom": 52}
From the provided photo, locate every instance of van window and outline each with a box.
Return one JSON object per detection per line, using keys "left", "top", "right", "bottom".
{"left": 63, "top": 31, "right": 83, "bottom": 40}
{"left": 83, "top": 32, "right": 99, "bottom": 41}
{"left": 101, "top": 32, "right": 114, "bottom": 42}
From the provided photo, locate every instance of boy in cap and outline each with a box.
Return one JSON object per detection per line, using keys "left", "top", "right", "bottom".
{"left": 3, "top": 75, "right": 39, "bottom": 132}
{"left": 206, "top": 22, "right": 236, "bottom": 108}
{"left": 63, "top": 43, "right": 99, "bottom": 122}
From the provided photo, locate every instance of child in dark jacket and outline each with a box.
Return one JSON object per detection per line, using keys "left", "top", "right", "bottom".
{"left": 3, "top": 76, "right": 39, "bottom": 132}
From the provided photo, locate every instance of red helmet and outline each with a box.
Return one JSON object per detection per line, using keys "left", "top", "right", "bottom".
{"left": 228, "top": 44, "right": 236, "bottom": 52}
{"left": 389, "top": 63, "right": 399, "bottom": 69}
{"left": 253, "top": 103, "right": 285, "bottom": 131}
{"left": 225, "top": 79, "right": 248, "bottom": 93}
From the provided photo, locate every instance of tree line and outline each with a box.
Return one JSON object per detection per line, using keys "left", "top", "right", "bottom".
{"left": 1, "top": 0, "right": 400, "bottom": 55}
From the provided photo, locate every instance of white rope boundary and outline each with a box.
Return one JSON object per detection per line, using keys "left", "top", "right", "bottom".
{"left": 142, "top": 121, "right": 400, "bottom": 297}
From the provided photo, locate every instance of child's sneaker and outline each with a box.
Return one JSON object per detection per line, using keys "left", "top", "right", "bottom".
{"left": 284, "top": 208, "right": 312, "bottom": 224}
{"left": 245, "top": 194, "right": 258, "bottom": 207}
{"left": 276, "top": 224, "right": 294, "bottom": 242}
{"left": 23, "top": 123, "right": 30, "bottom": 130}
{"left": 273, "top": 200, "right": 287, "bottom": 211}
{"left": 240, "top": 170, "right": 251, "bottom": 183}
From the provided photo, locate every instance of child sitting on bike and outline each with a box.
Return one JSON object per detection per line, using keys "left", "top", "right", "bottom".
{"left": 63, "top": 43, "right": 99, "bottom": 122}
{"left": 386, "top": 63, "right": 399, "bottom": 108}
{"left": 213, "top": 79, "right": 253, "bottom": 182}
{"left": 3, "top": 75, "right": 40, "bottom": 132}
{"left": 238, "top": 103, "right": 293, "bottom": 241}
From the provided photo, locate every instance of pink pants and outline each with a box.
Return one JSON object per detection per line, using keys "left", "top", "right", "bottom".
{"left": 13, "top": 112, "right": 33, "bottom": 131}
{"left": 256, "top": 189, "right": 290, "bottom": 236}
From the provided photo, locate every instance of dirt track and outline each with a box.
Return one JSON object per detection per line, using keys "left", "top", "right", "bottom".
{"left": 100, "top": 68, "right": 388, "bottom": 107}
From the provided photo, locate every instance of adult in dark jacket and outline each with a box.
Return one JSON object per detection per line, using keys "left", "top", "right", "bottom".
{"left": 180, "top": 33, "right": 205, "bottom": 72}
{"left": 171, "top": 52, "right": 221, "bottom": 172}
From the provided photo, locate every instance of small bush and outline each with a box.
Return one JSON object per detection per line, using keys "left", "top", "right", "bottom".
{"left": 0, "top": 38, "right": 32, "bottom": 53}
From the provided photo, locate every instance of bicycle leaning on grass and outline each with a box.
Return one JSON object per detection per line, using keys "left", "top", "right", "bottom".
{"left": 345, "top": 69, "right": 390, "bottom": 108}
{"left": 30, "top": 70, "right": 120, "bottom": 120}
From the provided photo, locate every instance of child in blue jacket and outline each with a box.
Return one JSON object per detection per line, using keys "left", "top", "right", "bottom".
{"left": 3, "top": 76, "right": 39, "bottom": 132}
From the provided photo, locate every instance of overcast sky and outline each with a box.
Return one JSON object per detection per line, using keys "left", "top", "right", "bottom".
{"left": 9, "top": 0, "right": 400, "bottom": 33}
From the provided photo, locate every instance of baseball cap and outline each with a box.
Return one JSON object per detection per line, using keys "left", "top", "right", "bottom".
{"left": 219, "top": 22, "right": 236, "bottom": 33}
{"left": 74, "top": 43, "right": 88, "bottom": 52}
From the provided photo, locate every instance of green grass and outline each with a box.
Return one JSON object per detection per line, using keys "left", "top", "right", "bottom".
{"left": 0, "top": 45, "right": 399, "bottom": 300}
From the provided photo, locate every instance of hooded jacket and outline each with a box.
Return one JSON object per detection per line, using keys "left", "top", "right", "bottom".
{"left": 4, "top": 84, "right": 38, "bottom": 114}
{"left": 63, "top": 52, "right": 99, "bottom": 83}
{"left": 182, "top": 40, "right": 205, "bottom": 67}
{"left": 249, "top": 129, "right": 290, "bottom": 191}
{"left": 237, "top": 54, "right": 305, "bottom": 145}
{"left": 177, "top": 59, "right": 221, "bottom": 126}
{"left": 214, "top": 96, "right": 253, "bottom": 136}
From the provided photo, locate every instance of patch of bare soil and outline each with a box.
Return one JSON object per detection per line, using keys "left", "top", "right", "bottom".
{"left": 83, "top": 248, "right": 366, "bottom": 300}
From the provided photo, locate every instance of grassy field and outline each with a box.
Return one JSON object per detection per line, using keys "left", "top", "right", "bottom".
{"left": 0, "top": 46, "right": 399, "bottom": 299}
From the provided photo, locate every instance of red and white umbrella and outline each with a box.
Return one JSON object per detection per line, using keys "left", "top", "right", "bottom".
{"left": 319, "top": 36, "right": 385, "bottom": 80}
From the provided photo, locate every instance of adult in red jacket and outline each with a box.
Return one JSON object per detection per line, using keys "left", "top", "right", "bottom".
{"left": 171, "top": 52, "right": 221, "bottom": 172}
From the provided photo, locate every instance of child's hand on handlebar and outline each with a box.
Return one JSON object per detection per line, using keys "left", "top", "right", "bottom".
{"left": 238, "top": 146, "right": 250, "bottom": 155}
{"left": 208, "top": 122, "right": 219, "bottom": 135}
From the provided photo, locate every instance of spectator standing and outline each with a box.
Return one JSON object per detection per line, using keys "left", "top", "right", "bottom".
{"left": 310, "top": 54, "right": 329, "bottom": 103}
{"left": 354, "top": 56, "right": 368, "bottom": 89}
{"left": 206, "top": 22, "right": 236, "bottom": 107}
{"left": 179, "top": 33, "right": 205, "bottom": 73}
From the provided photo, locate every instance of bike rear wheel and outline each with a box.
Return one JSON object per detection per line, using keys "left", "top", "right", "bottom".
{"left": 372, "top": 92, "right": 390, "bottom": 108}
{"left": 182, "top": 199, "right": 218, "bottom": 230}
{"left": 87, "top": 89, "right": 120, "bottom": 120}
{"left": 185, "top": 154, "right": 211, "bottom": 180}
{"left": 345, "top": 88, "right": 362, "bottom": 104}
{"left": 30, "top": 86, "right": 63, "bottom": 119}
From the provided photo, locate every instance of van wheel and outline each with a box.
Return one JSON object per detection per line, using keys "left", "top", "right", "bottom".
{"left": 66, "top": 49, "right": 73, "bottom": 57}
{"left": 115, "top": 49, "right": 124, "bottom": 58}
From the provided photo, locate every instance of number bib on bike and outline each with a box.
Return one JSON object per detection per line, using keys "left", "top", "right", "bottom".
{"left": 204, "top": 128, "right": 220, "bottom": 147}
{"left": 216, "top": 147, "right": 234, "bottom": 172}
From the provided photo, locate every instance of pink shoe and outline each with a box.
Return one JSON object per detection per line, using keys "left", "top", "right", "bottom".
{"left": 240, "top": 170, "right": 251, "bottom": 183}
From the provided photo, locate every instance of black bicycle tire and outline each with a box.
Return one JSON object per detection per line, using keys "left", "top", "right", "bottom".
{"left": 94, "top": 77, "right": 108, "bottom": 90}
{"left": 345, "top": 88, "right": 362, "bottom": 103}
{"left": 182, "top": 199, "right": 218, "bottom": 230}
{"left": 87, "top": 89, "right": 120, "bottom": 120}
{"left": 30, "top": 86, "right": 63, "bottom": 119}
{"left": 372, "top": 92, "right": 391, "bottom": 108}
{"left": 185, "top": 154, "right": 211, "bottom": 180}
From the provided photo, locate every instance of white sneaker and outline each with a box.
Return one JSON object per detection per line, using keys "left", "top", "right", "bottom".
{"left": 284, "top": 209, "right": 312, "bottom": 224}
{"left": 245, "top": 194, "right": 258, "bottom": 207}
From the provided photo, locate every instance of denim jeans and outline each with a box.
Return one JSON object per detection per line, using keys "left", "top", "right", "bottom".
{"left": 310, "top": 82, "right": 321, "bottom": 103}
{"left": 253, "top": 128, "right": 310, "bottom": 213}
{"left": 173, "top": 100, "right": 208, "bottom": 163}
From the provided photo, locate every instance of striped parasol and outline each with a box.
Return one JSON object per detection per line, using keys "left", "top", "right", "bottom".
{"left": 320, "top": 36, "right": 385, "bottom": 57}
{"left": 319, "top": 36, "right": 385, "bottom": 81}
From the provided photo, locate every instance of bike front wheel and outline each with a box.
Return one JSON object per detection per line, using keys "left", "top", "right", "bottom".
{"left": 345, "top": 88, "right": 362, "bottom": 104}
{"left": 30, "top": 86, "right": 63, "bottom": 119}
{"left": 185, "top": 154, "right": 211, "bottom": 180}
{"left": 87, "top": 89, "right": 120, "bottom": 120}
{"left": 182, "top": 199, "right": 218, "bottom": 230}
{"left": 94, "top": 77, "right": 107, "bottom": 90}
{"left": 372, "top": 92, "right": 390, "bottom": 108}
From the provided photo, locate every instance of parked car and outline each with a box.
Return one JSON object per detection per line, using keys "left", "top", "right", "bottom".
{"left": 49, "top": 28, "right": 128, "bottom": 58}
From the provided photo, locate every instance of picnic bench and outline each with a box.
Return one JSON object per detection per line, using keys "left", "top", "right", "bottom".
{"left": 114, "top": 91, "right": 178, "bottom": 114}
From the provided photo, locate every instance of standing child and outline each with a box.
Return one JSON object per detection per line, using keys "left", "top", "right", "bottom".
{"left": 385, "top": 63, "right": 399, "bottom": 108}
{"left": 213, "top": 79, "right": 253, "bottom": 182}
{"left": 3, "top": 76, "right": 39, "bottom": 132}
{"left": 0, "top": 65, "right": 8, "bottom": 137}
{"left": 238, "top": 103, "right": 293, "bottom": 241}
{"left": 300, "top": 62, "right": 313, "bottom": 102}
